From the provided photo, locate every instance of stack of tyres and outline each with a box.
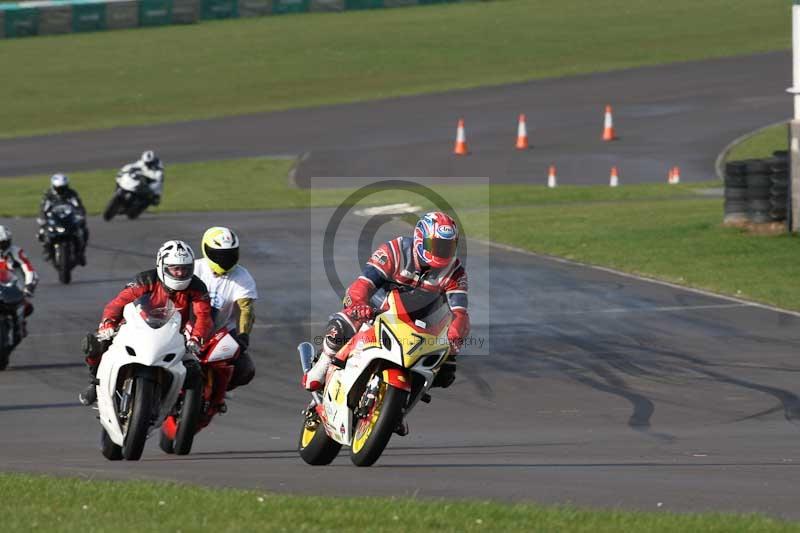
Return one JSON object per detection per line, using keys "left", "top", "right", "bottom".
{"left": 767, "top": 152, "right": 789, "bottom": 222}
{"left": 723, "top": 161, "right": 748, "bottom": 224}
{"left": 744, "top": 159, "right": 772, "bottom": 224}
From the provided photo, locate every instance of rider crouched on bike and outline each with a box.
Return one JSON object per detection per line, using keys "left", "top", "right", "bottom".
{"left": 194, "top": 226, "right": 258, "bottom": 392}
{"left": 0, "top": 225, "right": 38, "bottom": 333}
{"left": 303, "top": 212, "right": 470, "bottom": 396}
{"left": 38, "top": 173, "right": 89, "bottom": 265}
{"left": 120, "top": 150, "right": 164, "bottom": 206}
{"left": 79, "top": 240, "right": 213, "bottom": 406}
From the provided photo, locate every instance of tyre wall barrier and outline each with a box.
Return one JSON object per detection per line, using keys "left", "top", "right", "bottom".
{"left": 0, "top": 0, "right": 477, "bottom": 39}
{"left": 724, "top": 152, "right": 790, "bottom": 226}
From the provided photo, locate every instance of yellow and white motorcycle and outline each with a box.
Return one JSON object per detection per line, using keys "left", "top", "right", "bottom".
{"left": 298, "top": 288, "right": 452, "bottom": 467}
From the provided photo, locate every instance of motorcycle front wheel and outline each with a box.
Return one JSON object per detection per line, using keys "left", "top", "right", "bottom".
{"left": 298, "top": 411, "right": 342, "bottom": 466}
{"left": 54, "top": 242, "right": 72, "bottom": 284}
{"left": 122, "top": 375, "right": 158, "bottom": 461}
{"left": 173, "top": 374, "right": 203, "bottom": 456}
{"left": 350, "top": 378, "right": 408, "bottom": 467}
{"left": 0, "top": 318, "right": 10, "bottom": 371}
{"left": 103, "top": 193, "right": 121, "bottom": 221}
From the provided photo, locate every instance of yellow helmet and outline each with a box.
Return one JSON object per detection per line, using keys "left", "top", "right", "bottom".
{"left": 202, "top": 227, "right": 239, "bottom": 275}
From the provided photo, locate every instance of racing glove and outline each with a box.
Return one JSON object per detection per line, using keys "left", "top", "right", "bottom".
{"left": 345, "top": 304, "right": 375, "bottom": 322}
{"left": 237, "top": 332, "right": 250, "bottom": 350}
{"left": 447, "top": 310, "right": 470, "bottom": 353}
{"left": 97, "top": 319, "right": 118, "bottom": 341}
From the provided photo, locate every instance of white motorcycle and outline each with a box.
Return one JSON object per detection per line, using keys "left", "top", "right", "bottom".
{"left": 94, "top": 295, "right": 201, "bottom": 461}
{"left": 102, "top": 167, "right": 161, "bottom": 221}
{"left": 298, "top": 288, "right": 453, "bottom": 467}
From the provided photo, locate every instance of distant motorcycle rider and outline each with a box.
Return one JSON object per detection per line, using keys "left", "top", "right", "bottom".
{"left": 303, "top": 212, "right": 470, "bottom": 397}
{"left": 79, "top": 240, "right": 213, "bottom": 406}
{"left": 119, "top": 150, "right": 164, "bottom": 206}
{"left": 38, "top": 173, "right": 89, "bottom": 265}
{"left": 0, "top": 225, "right": 38, "bottom": 332}
{"left": 194, "top": 227, "right": 258, "bottom": 392}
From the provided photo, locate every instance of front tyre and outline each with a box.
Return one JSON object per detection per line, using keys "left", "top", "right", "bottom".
{"left": 54, "top": 243, "right": 71, "bottom": 284}
{"left": 350, "top": 381, "right": 408, "bottom": 467}
{"left": 103, "top": 193, "right": 121, "bottom": 221}
{"left": 298, "top": 412, "right": 341, "bottom": 466}
{"left": 0, "top": 319, "right": 9, "bottom": 371}
{"left": 122, "top": 376, "right": 157, "bottom": 461}
{"left": 173, "top": 378, "right": 203, "bottom": 456}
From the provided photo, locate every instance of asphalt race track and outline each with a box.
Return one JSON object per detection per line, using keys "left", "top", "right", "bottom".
{"left": 0, "top": 52, "right": 790, "bottom": 185}
{"left": 3, "top": 51, "right": 800, "bottom": 519}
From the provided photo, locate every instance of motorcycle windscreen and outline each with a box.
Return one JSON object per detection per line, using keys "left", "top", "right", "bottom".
{"left": 396, "top": 289, "right": 450, "bottom": 331}
{"left": 133, "top": 294, "right": 177, "bottom": 329}
{"left": 0, "top": 270, "right": 24, "bottom": 305}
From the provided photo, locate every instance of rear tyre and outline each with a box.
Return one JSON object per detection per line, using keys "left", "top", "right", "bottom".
{"left": 158, "top": 427, "right": 175, "bottom": 454}
{"left": 101, "top": 428, "right": 123, "bottom": 461}
{"left": 298, "top": 414, "right": 342, "bottom": 466}
{"left": 350, "top": 381, "right": 408, "bottom": 467}
{"left": 122, "top": 376, "right": 157, "bottom": 461}
{"left": 173, "top": 378, "right": 203, "bottom": 456}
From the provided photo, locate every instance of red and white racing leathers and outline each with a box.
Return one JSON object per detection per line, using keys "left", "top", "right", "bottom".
{"left": 0, "top": 245, "right": 38, "bottom": 290}
{"left": 87, "top": 269, "right": 213, "bottom": 367}
{"left": 322, "top": 236, "right": 470, "bottom": 361}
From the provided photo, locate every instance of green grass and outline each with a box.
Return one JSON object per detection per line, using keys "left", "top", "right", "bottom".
{"left": 0, "top": 0, "right": 790, "bottom": 138}
{"left": 726, "top": 122, "right": 789, "bottom": 161}
{"left": 4, "top": 156, "right": 798, "bottom": 311}
{"left": 0, "top": 156, "right": 711, "bottom": 217}
{"left": 2, "top": 473, "right": 798, "bottom": 533}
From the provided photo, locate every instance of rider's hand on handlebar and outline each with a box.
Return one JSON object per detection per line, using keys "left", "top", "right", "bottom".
{"left": 23, "top": 284, "right": 35, "bottom": 298}
{"left": 345, "top": 304, "right": 375, "bottom": 322}
{"left": 96, "top": 319, "right": 117, "bottom": 341}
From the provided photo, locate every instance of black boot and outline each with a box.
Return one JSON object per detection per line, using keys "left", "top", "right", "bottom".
{"left": 79, "top": 378, "right": 99, "bottom": 406}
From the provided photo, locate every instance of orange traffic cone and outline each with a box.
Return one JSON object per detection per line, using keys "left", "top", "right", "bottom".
{"left": 516, "top": 114, "right": 529, "bottom": 150}
{"left": 602, "top": 105, "right": 616, "bottom": 141}
{"left": 609, "top": 166, "right": 619, "bottom": 187}
{"left": 669, "top": 166, "right": 681, "bottom": 184}
{"left": 547, "top": 165, "right": 557, "bottom": 188}
{"left": 453, "top": 119, "right": 468, "bottom": 155}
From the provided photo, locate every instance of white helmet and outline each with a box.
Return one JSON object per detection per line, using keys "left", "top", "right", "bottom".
{"left": 156, "top": 240, "right": 195, "bottom": 291}
{"left": 0, "top": 225, "right": 11, "bottom": 252}
{"left": 51, "top": 173, "right": 69, "bottom": 193}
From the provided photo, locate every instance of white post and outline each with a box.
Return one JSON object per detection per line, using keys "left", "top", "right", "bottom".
{"left": 791, "top": 1, "right": 800, "bottom": 230}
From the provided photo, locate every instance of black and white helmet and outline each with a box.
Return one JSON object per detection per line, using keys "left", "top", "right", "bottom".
{"left": 0, "top": 225, "right": 11, "bottom": 252}
{"left": 140, "top": 150, "right": 161, "bottom": 170}
{"left": 156, "top": 240, "right": 195, "bottom": 291}
{"left": 51, "top": 173, "right": 69, "bottom": 195}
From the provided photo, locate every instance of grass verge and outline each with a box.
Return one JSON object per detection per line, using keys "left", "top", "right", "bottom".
{"left": 2, "top": 473, "right": 798, "bottom": 533}
{"left": 3, "top": 156, "right": 797, "bottom": 311}
{"left": 725, "top": 122, "right": 788, "bottom": 162}
{"left": 0, "top": 0, "right": 790, "bottom": 138}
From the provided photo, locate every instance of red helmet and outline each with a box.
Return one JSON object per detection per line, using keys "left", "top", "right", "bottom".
{"left": 413, "top": 212, "right": 459, "bottom": 269}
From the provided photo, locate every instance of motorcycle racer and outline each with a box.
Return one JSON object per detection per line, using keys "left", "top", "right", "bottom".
{"left": 38, "top": 173, "right": 89, "bottom": 265}
{"left": 303, "top": 212, "right": 470, "bottom": 397}
{"left": 194, "top": 227, "right": 258, "bottom": 391}
{"left": 0, "top": 225, "right": 37, "bottom": 333}
{"left": 119, "top": 150, "right": 164, "bottom": 205}
{"left": 79, "top": 240, "right": 213, "bottom": 406}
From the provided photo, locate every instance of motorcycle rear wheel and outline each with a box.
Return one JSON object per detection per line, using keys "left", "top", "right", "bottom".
{"left": 122, "top": 376, "right": 157, "bottom": 461}
{"left": 101, "top": 428, "right": 122, "bottom": 461}
{"left": 350, "top": 380, "right": 408, "bottom": 467}
{"left": 298, "top": 413, "right": 342, "bottom": 466}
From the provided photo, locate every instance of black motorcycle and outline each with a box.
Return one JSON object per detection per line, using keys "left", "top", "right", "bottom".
{"left": 103, "top": 170, "right": 157, "bottom": 221}
{"left": 40, "top": 202, "right": 84, "bottom": 284}
{"left": 0, "top": 270, "right": 25, "bottom": 371}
